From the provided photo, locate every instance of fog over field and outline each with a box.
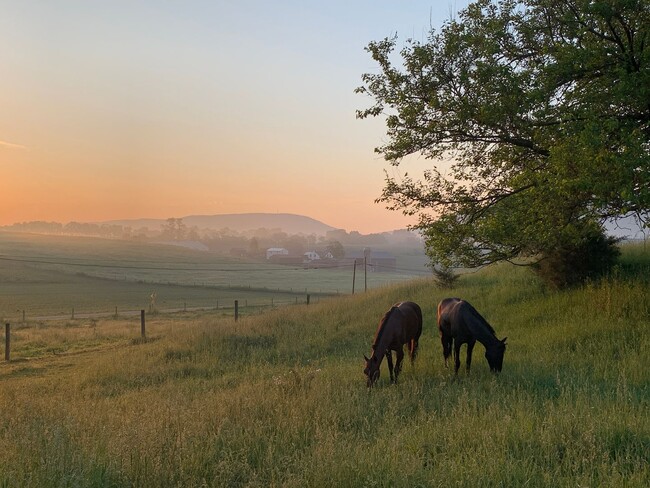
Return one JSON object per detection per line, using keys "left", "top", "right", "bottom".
{"left": 0, "top": 222, "right": 430, "bottom": 321}
{"left": 98, "top": 213, "right": 339, "bottom": 235}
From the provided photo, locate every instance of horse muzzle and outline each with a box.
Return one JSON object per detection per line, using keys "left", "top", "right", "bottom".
{"left": 366, "top": 370, "right": 380, "bottom": 388}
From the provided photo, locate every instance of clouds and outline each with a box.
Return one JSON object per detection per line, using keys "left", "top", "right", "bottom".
{"left": 0, "top": 140, "right": 27, "bottom": 150}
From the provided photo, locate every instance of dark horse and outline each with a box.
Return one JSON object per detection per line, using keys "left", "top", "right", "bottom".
{"left": 364, "top": 301, "right": 423, "bottom": 387}
{"left": 437, "top": 298, "right": 507, "bottom": 374}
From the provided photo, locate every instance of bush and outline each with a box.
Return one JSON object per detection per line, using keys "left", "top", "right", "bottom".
{"left": 534, "top": 225, "right": 620, "bottom": 288}
{"left": 432, "top": 265, "right": 459, "bottom": 289}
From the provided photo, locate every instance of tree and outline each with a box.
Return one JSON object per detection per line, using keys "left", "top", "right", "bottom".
{"left": 161, "top": 218, "right": 187, "bottom": 241}
{"left": 357, "top": 0, "right": 649, "bottom": 285}
{"left": 283, "top": 234, "right": 308, "bottom": 256}
{"left": 248, "top": 237, "right": 260, "bottom": 257}
{"left": 326, "top": 240, "right": 346, "bottom": 259}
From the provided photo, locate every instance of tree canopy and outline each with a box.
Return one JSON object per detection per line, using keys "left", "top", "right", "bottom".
{"left": 357, "top": 0, "right": 649, "bottom": 283}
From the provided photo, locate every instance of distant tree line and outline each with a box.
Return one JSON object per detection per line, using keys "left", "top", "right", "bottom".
{"left": 2, "top": 221, "right": 137, "bottom": 239}
{"left": 1, "top": 219, "right": 423, "bottom": 259}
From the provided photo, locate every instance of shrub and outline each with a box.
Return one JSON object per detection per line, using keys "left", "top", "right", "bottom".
{"left": 534, "top": 225, "right": 620, "bottom": 288}
{"left": 432, "top": 265, "right": 459, "bottom": 289}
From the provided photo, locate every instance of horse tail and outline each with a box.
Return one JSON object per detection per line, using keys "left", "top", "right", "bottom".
{"left": 410, "top": 338, "right": 419, "bottom": 364}
{"left": 437, "top": 298, "right": 461, "bottom": 332}
{"left": 437, "top": 298, "right": 458, "bottom": 362}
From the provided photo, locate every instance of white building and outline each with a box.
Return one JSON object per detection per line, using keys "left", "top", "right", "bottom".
{"left": 303, "top": 251, "right": 321, "bottom": 261}
{"left": 266, "top": 247, "right": 289, "bottom": 260}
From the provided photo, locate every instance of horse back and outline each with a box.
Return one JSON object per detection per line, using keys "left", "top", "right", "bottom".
{"left": 395, "top": 301, "right": 422, "bottom": 341}
{"left": 438, "top": 297, "right": 480, "bottom": 344}
{"left": 438, "top": 298, "right": 496, "bottom": 343}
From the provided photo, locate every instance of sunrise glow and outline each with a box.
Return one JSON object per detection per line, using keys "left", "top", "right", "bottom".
{"left": 0, "top": 1, "right": 468, "bottom": 234}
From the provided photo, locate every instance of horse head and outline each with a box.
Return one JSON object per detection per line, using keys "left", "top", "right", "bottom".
{"left": 363, "top": 354, "right": 380, "bottom": 387}
{"left": 485, "top": 337, "right": 507, "bottom": 372}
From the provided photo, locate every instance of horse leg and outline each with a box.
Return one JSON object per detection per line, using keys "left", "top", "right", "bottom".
{"left": 453, "top": 341, "right": 462, "bottom": 375}
{"left": 394, "top": 347, "right": 404, "bottom": 383}
{"left": 442, "top": 336, "right": 451, "bottom": 368}
{"left": 386, "top": 350, "right": 394, "bottom": 383}
{"left": 466, "top": 339, "right": 476, "bottom": 374}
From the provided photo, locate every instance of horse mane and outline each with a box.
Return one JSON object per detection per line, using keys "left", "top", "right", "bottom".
{"left": 465, "top": 302, "right": 496, "bottom": 336}
{"left": 372, "top": 306, "right": 398, "bottom": 349}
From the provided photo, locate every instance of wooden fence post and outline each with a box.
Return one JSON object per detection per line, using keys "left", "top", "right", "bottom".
{"left": 71, "top": 307, "right": 75, "bottom": 319}
{"left": 364, "top": 256, "right": 368, "bottom": 292}
{"left": 5, "top": 323, "right": 9, "bottom": 362}
{"left": 140, "top": 310, "right": 146, "bottom": 339}
{"left": 234, "top": 300, "right": 239, "bottom": 322}
{"left": 22, "top": 310, "right": 26, "bottom": 323}
{"left": 306, "top": 294, "right": 310, "bottom": 305}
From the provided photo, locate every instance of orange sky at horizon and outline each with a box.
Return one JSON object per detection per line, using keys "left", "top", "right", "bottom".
{"left": 0, "top": 1, "right": 467, "bottom": 235}
{"left": 1, "top": 139, "right": 422, "bottom": 234}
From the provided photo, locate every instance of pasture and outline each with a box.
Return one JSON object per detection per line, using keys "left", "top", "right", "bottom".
{"left": 0, "top": 232, "right": 429, "bottom": 321}
{"left": 0, "top": 243, "right": 648, "bottom": 486}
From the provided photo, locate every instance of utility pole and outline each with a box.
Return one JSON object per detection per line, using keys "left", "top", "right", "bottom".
{"left": 364, "top": 255, "right": 367, "bottom": 292}
{"left": 364, "top": 248, "right": 370, "bottom": 292}
{"left": 352, "top": 260, "right": 356, "bottom": 294}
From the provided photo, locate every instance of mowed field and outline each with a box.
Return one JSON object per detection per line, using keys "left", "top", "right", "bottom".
{"left": 0, "top": 232, "right": 430, "bottom": 320}
{"left": 0, "top": 243, "right": 648, "bottom": 486}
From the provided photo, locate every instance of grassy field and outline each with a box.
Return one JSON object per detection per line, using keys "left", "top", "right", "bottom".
{"left": 0, "top": 244, "right": 648, "bottom": 486}
{"left": 0, "top": 232, "right": 430, "bottom": 321}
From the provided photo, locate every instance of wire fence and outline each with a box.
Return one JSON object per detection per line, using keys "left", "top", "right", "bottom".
{"left": 11, "top": 294, "right": 321, "bottom": 323}
{"left": 2, "top": 296, "right": 324, "bottom": 361}
{"left": 1, "top": 252, "right": 433, "bottom": 323}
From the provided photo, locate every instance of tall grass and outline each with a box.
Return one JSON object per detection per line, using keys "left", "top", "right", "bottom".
{"left": 0, "top": 244, "right": 648, "bottom": 486}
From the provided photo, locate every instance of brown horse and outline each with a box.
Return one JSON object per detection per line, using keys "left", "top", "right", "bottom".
{"left": 363, "top": 301, "right": 422, "bottom": 387}
{"left": 437, "top": 297, "right": 507, "bottom": 374}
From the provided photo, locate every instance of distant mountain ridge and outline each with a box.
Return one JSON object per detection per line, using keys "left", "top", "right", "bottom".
{"left": 99, "top": 213, "right": 339, "bottom": 235}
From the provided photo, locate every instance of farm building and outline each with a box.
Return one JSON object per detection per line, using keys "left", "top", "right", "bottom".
{"left": 266, "top": 247, "right": 289, "bottom": 260}
{"left": 304, "top": 251, "right": 321, "bottom": 261}
{"left": 346, "top": 250, "right": 397, "bottom": 272}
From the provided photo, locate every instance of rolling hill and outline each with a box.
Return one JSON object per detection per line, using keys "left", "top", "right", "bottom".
{"left": 99, "top": 213, "right": 339, "bottom": 235}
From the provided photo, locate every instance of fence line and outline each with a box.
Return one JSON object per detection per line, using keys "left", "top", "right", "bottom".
{"left": 13, "top": 295, "right": 318, "bottom": 323}
{"left": 3, "top": 296, "right": 321, "bottom": 361}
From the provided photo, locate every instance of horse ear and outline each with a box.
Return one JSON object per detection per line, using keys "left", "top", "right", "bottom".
{"left": 364, "top": 354, "right": 369, "bottom": 362}
{"left": 501, "top": 337, "right": 508, "bottom": 345}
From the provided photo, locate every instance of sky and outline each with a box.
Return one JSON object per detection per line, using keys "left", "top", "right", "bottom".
{"left": 0, "top": 1, "right": 469, "bottom": 234}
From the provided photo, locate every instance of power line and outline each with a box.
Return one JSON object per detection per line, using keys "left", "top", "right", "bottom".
{"left": 368, "top": 263, "right": 432, "bottom": 275}
{"left": 0, "top": 255, "right": 353, "bottom": 272}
